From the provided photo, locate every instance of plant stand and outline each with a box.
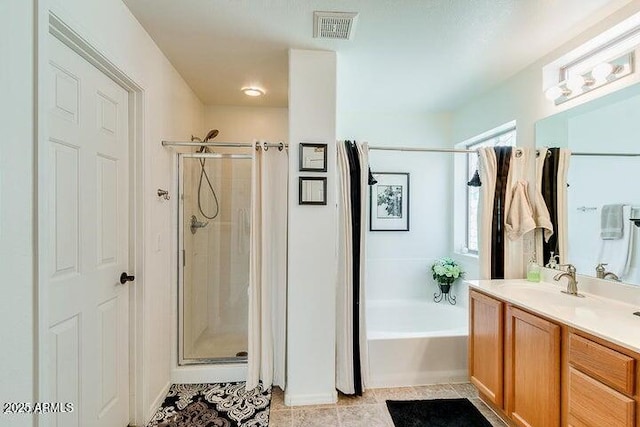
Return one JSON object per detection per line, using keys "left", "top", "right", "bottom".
{"left": 434, "top": 283, "right": 456, "bottom": 305}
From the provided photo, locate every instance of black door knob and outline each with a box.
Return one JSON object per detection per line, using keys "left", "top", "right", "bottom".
{"left": 120, "top": 272, "right": 135, "bottom": 285}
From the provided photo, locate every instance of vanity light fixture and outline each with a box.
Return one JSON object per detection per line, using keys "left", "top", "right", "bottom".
{"left": 544, "top": 85, "right": 571, "bottom": 101}
{"left": 566, "top": 74, "right": 594, "bottom": 93}
{"left": 544, "top": 52, "right": 634, "bottom": 105}
{"left": 591, "top": 62, "right": 624, "bottom": 83}
{"left": 242, "top": 87, "right": 265, "bottom": 97}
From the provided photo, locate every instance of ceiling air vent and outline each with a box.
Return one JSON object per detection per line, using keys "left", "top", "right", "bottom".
{"left": 313, "top": 11, "right": 359, "bottom": 40}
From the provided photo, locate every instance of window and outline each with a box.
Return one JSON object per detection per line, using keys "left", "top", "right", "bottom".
{"left": 462, "top": 126, "right": 516, "bottom": 254}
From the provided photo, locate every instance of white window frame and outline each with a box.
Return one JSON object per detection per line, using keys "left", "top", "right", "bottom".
{"left": 453, "top": 121, "right": 516, "bottom": 257}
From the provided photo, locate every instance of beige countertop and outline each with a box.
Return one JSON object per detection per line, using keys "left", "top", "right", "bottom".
{"left": 466, "top": 279, "right": 640, "bottom": 354}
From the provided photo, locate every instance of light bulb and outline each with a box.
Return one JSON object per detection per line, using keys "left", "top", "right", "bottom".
{"left": 242, "top": 87, "right": 265, "bottom": 97}
{"left": 545, "top": 85, "right": 566, "bottom": 101}
{"left": 567, "top": 75, "right": 586, "bottom": 92}
{"left": 592, "top": 62, "right": 614, "bottom": 83}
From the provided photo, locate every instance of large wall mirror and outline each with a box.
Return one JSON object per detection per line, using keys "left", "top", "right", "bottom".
{"left": 535, "top": 83, "right": 640, "bottom": 285}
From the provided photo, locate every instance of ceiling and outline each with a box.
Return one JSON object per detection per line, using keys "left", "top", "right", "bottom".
{"left": 123, "top": 0, "right": 630, "bottom": 112}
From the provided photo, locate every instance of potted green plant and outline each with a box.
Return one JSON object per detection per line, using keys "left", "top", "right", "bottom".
{"left": 431, "top": 257, "right": 465, "bottom": 295}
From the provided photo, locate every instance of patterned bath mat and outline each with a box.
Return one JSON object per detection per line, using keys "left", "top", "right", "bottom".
{"left": 147, "top": 382, "right": 271, "bottom": 427}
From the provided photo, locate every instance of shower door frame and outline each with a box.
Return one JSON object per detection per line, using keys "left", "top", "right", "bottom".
{"left": 177, "top": 152, "right": 253, "bottom": 366}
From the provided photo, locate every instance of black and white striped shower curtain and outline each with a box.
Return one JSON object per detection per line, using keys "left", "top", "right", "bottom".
{"left": 537, "top": 147, "right": 570, "bottom": 266}
{"left": 336, "top": 140, "right": 368, "bottom": 395}
{"left": 478, "top": 146, "right": 513, "bottom": 279}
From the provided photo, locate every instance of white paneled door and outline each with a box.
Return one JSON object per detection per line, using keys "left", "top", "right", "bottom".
{"left": 47, "top": 35, "right": 130, "bottom": 427}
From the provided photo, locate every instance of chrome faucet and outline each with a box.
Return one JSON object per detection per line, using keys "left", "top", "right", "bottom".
{"left": 553, "top": 264, "right": 582, "bottom": 297}
{"left": 595, "top": 263, "right": 620, "bottom": 281}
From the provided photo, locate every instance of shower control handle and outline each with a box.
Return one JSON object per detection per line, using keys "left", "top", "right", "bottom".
{"left": 120, "top": 272, "right": 135, "bottom": 285}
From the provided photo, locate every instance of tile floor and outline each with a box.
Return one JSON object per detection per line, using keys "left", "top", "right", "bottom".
{"left": 269, "top": 383, "right": 507, "bottom": 427}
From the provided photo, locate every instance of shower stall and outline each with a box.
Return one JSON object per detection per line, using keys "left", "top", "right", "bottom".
{"left": 177, "top": 151, "right": 252, "bottom": 364}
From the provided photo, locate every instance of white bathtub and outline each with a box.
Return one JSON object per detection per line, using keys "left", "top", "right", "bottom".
{"left": 367, "top": 300, "right": 469, "bottom": 388}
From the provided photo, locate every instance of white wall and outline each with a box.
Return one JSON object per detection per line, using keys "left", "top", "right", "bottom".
{"left": 0, "top": 1, "right": 36, "bottom": 426}
{"left": 286, "top": 49, "right": 338, "bottom": 406}
{"left": 45, "top": 0, "right": 204, "bottom": 423}
{"left": 338, "top": 113, "right": 456, "bottom": 301}
{"left": 203, "top": 105, "right": 288, "bottom": 143}
{"left": 451, "top": 1, "right": 640, "bottom": 274}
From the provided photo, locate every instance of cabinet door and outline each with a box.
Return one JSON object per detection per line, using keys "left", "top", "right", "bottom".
{"left": 469, "top": 290, "right": 504, "bottom": 407}
{"left": 505, "top": 306, "right": 561, "bottom": 427}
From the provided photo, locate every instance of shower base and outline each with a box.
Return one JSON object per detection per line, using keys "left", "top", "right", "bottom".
{"left": 185, "top": 330, "right": 248, "bottom": 361}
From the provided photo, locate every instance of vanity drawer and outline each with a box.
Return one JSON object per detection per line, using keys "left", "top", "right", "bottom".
{"left": 568, "top": 368, "right": 635, "bottom": 427}
{"left": 568, "top": 333, "right": 635, "bottom": 396}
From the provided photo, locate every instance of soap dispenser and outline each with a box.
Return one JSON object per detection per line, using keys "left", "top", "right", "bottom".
{"left": 527, "top": 253, "right": 541, "bottom": 282}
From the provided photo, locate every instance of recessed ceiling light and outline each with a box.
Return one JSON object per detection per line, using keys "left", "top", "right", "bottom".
{"left": 242, "top": 87, "right": 265, "bottom": 97}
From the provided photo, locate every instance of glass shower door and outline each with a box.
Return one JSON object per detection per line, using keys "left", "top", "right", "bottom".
{"left": 178, "top": 153, "right": 252, "bottom": 364}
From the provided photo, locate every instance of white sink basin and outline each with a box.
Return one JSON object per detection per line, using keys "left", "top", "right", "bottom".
{"left": 490, "top": 280, "right": 590, "bottom": 308}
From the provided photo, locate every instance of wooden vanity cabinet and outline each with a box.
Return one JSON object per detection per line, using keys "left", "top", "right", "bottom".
{"left": 469, "top": 291, "right": 504, "bottom": 407}
{"left": 469, "top": 288, "right": 640, "bottom": 427}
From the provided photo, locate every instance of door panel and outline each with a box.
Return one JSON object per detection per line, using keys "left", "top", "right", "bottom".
{"left": 506, "top": 306, "right": 561, "bottom": 427}
{"left": 48, "top": 34, "right": 130, "bottom": 427}
{"left": 49, "top": 315, "right": 81, "bottom": 427}
{"left": 50, "top": 141, "right": 80, "bottom": 278}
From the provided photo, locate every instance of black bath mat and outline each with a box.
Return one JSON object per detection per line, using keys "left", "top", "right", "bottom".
{"left": 147, "top": 382, "right": 270, "bottom": 427}
{"left": 386, "top": 398, "right": 493, "bottom": 427}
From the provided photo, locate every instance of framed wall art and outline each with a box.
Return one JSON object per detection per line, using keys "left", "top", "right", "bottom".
{"left": 299, "top": 176, "right": 327, "bottom": 205}
{"left": 369, "top": 172, "right": 410, "bottom": 231}
{"left": 299, "top": 143, "right": 328, "bottom": 172}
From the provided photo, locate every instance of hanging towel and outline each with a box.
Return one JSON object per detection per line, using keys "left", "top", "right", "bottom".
{"left": 533, "top": 148, "right": 554, "bottom": 242}
{"left": 601, "top": 204, "right": 624, "bottom": 239}
{"left": 598, "top": 205, "right": 633, "bottom": 278}
{"left": 505, "top": 180, "right": 537, "bottom": 241}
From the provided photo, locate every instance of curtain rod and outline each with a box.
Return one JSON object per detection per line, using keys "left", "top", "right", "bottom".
{"left": 571, "top": 152, "right": 640, "bottom": 157}
{"left": 367, "top": 145, "right": 518, "bottom": 154}
{"left": 367, "top": 145, "right": 640, "bottom": 157}
{"left": 162, "top": 140, "right": 288, "bottom": 150}
{"left": 368, "top": 145, "right": 474, "bottom": 153}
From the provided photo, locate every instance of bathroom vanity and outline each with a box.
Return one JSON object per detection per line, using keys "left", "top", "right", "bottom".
{"left": 467, "top": 279, "right": 640, "bottom": 427}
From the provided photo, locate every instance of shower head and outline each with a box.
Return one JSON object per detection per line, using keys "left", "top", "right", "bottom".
{"left": 204, "top": 129, "right": 219, "bottom": 142}
{"left": 197, "top": 129, "right": 220, "bottom": 153}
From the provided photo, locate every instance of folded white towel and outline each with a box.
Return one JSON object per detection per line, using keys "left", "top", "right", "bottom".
{"left": 601, "top": 204, "right": 624, "bottom": 240}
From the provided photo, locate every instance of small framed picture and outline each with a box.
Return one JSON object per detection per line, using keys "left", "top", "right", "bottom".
{"left": 299, "top": 176, "right": 327, "bottom": 205}
{"left": 370, "top": 172, "right": 410, "bottom": 231}
{"left": 299, "top": 143, "right": 328, "bottom": 172}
